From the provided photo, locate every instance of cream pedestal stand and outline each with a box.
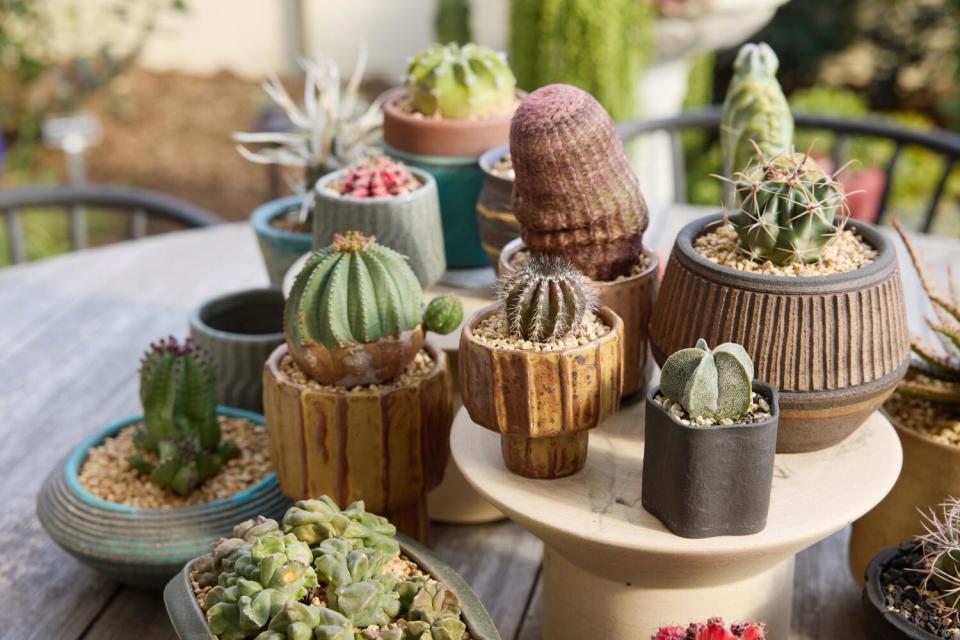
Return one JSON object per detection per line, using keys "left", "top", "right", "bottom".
{"left": 452, "top": 398, "right": 902, "bottom": 640}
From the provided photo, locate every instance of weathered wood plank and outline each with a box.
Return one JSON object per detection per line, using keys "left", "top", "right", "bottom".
{"left": 791, "top": 527, "right": 864, "bottom": 639}
{"left": 79, "top": 587, "right": 178, "bottom": 640}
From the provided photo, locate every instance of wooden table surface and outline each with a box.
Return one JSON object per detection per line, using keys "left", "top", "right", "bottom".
{"left": 0, "top": 206, "right": 955, "bottom": 640}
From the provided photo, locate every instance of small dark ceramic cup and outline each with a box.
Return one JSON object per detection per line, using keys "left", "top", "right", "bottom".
{"left": 476, "top": 144, "right": 519, "bottom": 268}
{"left": 641, "top": 381, "right": 779, "bottom": 539}
{"left": 863, "top": 545, "right": 940, "bottom": 639}
{"left": 189, "top": 288, "right": 285, "bottom": 413}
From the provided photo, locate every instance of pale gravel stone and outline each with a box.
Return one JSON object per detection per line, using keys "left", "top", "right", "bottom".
{"left": 886, "top": 385, "right": 960, "bottom": 447}
{"left": 280, "top": 350, "right": 435, "bottom": 393}
{"left": 471, "top": 310, "right": 610, "bottom": 352}
{"left": 655, "top": 392, "right": 772, "bottom": 427}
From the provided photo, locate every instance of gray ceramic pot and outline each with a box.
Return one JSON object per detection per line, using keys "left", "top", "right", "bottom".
{"left": 641, "top": 382, "right": 779, "bottom": 539}
{"left": 312, "top": 167, "right": 446, "bottom": 288}
{"left": 189, "top": 288, "right": 285, "bottom": 413}
{"left": 863, "top": 545, "right": 938, "bottom": 639}
{"left": 164, "top": 534, "right": 502, "bottom": 640}
{"left": 250, "top": 196, "right": 312, "bottom": 286}
{"left": 476, "top": 144, "right": 519, "bottom": 268}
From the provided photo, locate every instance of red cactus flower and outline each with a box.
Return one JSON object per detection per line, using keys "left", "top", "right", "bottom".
{"left": 651, "top": 626, "right": 687, "bottom": 640}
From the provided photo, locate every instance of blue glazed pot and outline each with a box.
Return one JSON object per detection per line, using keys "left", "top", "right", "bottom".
{"left": 250, "top": 196, "right": 312, "bottom": 286}
{"left": 36, "top": 407, "right": 290, "bottom": 588}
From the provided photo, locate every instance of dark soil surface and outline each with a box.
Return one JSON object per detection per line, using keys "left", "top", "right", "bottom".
{"left": 880, "top": 543, "right": 960, "bottom": 638}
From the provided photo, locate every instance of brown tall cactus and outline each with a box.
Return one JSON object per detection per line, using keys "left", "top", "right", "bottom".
{"left": 510, "top": 84, "right": 648, "bottom": 281}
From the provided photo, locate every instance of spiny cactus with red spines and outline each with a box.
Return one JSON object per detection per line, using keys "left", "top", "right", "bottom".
{"left": 338, "top": 156, "right": 420, "bottom": 198}
{"left": 652, "top": 618, "right": 766, "bottom": 640}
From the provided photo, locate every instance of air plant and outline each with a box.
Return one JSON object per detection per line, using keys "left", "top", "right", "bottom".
{"left": 916, "top": 497, "right": 960, "bottom": 607}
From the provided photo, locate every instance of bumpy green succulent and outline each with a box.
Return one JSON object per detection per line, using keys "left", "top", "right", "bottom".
{"left": 283, "top": 496, "right": 400, "bottom": 556}
{"left": 330, "top": 575, "right": 401, "bottom": 627}
{"left": 423, "top": 295, "right": 464, "bottom": 335}
{"left": 130, "top": 336, "right": 238, "bottom": 496}
{"left": 720, "top": 42, "right": 794, "bottom": 177}
{"left": 314, "top": 537, "right": 389, "bottom": 589}
{"left": 660, "top": 339, "right": 754, "bottom": 421}
{"left": 206, "top": 579, "right": 291, "bottom": 640}
{"left": 497, "top": 255, "right": 595, "bottom": 342}
{"left": 254, "top": 603, "right": 354, "bottom": 640}
{"left": 726, "top": 151, "right": 846, "bottom": 266}
{"left": 405, "top": 42, "right": 516, "bottom": 119}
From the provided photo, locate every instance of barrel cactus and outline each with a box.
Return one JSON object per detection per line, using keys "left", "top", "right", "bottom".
{"left": 405, "top": 42, "right": 516, "bottom": 119}
{"left": 129, "top": 337, "right": 238, "bottom": 496}
{"left": 726, "top": 151, "right": 847, "bottom": 266}
{"left": 915, "top": 498, "right": 960, "bottom": 607}
{"left": 497, "top": 255, "right": 595, "bottom": 342}
{"left": 660, "top": 339, "right": 755, "bottom": 421}
{"left": 720, "top": 42, "right": 794, "bottom": 177}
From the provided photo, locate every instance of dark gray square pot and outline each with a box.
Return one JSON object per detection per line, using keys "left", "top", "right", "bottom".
{"left": 641, "top": 381, "right": 779, "bottom": 539}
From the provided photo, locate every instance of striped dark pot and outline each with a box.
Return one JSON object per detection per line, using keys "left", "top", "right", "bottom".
{"left": 476, "top": 144, "right": 519, "bottom": 268}
{"left": 164, "top": 534, "right": 502, "bottom": 640}
{"left": 649, "top": 213, "right": 910, "bottom": 453}
{"left": 36, "top": 407, "right": 290, "bottom": 588}
{"left": 862, "top": 545, "right": 938, "bottom": 639}
{"left": 189, "top": 288, "right": 285, "bottom": 414}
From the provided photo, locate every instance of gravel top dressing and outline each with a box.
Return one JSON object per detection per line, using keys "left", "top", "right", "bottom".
{"left": 880, "top": 543, "right": 960, "bottom": 638}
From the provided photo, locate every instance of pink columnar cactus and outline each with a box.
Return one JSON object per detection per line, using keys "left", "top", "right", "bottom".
{"left": 510, "top": 83, "right": 648, "bottom": 281}
{"left": 652, "top": 618, "right": 766, "bottom": 640}
{"left": 338, "top": 156, "right": 420, "bottom": 198}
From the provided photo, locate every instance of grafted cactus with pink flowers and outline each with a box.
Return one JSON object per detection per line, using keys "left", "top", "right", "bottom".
{"left": 652, "top": 617, "right": 766, "bottom": 640}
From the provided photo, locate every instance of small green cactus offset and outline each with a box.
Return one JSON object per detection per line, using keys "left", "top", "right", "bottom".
{"left": 406, "top": 42, "right": 516, "bottom": 119}
{"left": 497, "top": 255, "right": 596, "bottom": 342}
{"left": 725, "top": 150, "right": 847, "bottom": 266}
{"left": 720, "top": 42, "right": 794, "bottom": 177}
{"left": 423, "top": 295, "right": 464, "bottom": 335}
{"left": 660, "top": 339, "right": 755, "bottom": 421}
{"left": 129, "top": 337, "right": 238, "bottom": 496}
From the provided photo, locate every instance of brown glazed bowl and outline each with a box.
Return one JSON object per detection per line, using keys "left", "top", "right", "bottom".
{"left": 650, "top": 213, "right": 910, "bottom": 453}
{"left": 477, "top": 144, "right": 520, "bottom": 267}
{"left": 498, "top": 238, "right": 659, "bottom": 398}
{"left": 382, "top": 89, "right": 519, "bottom": 158}
{"left": 287, "top": 326, "right": 425, "bottom": 387}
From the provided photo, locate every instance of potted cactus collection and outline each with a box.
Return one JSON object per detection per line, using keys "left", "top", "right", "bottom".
{"left": 164, "top": 495, "right": 500, "bottom": 640}
{"left": 642, "top": 340, "right": 779, "bottom": 538}
{"left": 313, "top": 155, "right": 446, "bottom": 287}
{"left": 653, "top": 618, "right": 767, "bottom": 640}
{"left": 38, "top": 337, "right": 287, "bottom": 587}
{"left": 650, "top": 42, "right": 910, "bottom": 453}
{"left": 383, "top": 42, "right": 520, "bottom": 268}
{"left": 863, "top": 498, "right": 960, "bottom": 639}
{"left": 476, "top": 144, "right": 518, "bottom": 267}
{"left": 498, "top": 83, "right": 660, "bottom": 398}
{"left": 263, "top": 231, "right": 462, "bottom": 542}
{"left": 459, "top": 256, "right": 624, "bottom": 479}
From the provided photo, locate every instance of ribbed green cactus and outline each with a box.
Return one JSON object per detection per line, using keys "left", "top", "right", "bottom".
{"left": 405, "top": 42, "right": 516, "bottom": 119}
{"left": 497, "top": 255, "right": 595, "bottom": 342}
{"left": 720, "top": 42, "right": 794, "bottom": 177}
{"left": 660, "top": 339, "right": 755, "bottom": 421}
{"left": 726, "top": 151, "right": 847, "bottom": 266}
{"left": 915, "top": 498, "right": 960, "bottom": 607}
{"left": 423, "top": 295, "right": 464, "bottom": 335}
{"left": 130, "top": 337, "right": 238, "bottom": 496}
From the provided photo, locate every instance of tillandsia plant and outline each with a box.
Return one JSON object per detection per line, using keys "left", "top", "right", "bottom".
{"left": 893, "top": 221, "right": 960, "bottom": 407}
{"left": 916, "top": 497, "right": 960, "bottom": 607}
{"left": 720, "top": 148, "right": 849, "bottom": 266}
{"left": 129, "top": 337, "right": 239, "bottom": 496}
{"left": 335, "top": 156, "right": 420, "bottom": 198}
{"left": 653, "top": 617, "right": 766, "bottom": 640}
{"left": 496, "top": 254, "right": 595, "bottom": 342}
{"left": 720, "top": 42, "right": 794, "bottom": 178}
{"left": 660, "top": 339, "right": 754, "bottom": 421}
{"left": 194, "top": 496, "right": 468, "bottom": 640}
{"left": 405, "top": 42, "right": 516, "bottom": 120}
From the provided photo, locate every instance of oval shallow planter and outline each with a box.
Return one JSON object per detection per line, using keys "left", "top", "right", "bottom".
{"left": 650, "top": 213, "right": 910, "bottom": 453}
{"left": 189, "top": 288, "right": 285, "bottom": 413}
{"left": 36, "top": 407, "right": 289, "bottom": 588}
{"left": 312, "top": 167, "right": 446, "bottom": 288}
{"left": 250, "top": 196, "right": 312, "bottom": 286}
{"left": 641, "top": 382, "right": 779, "bottom": 538}
{"left": 476, "top": 144, "right": 519, "bottom": 268}
{"left": 164, "top": 533, "right": 501, "bottom": 640}
{"left": 863, "top": 546, "right": 940, "bottom": 640}
{"left": 499, "top": 238, "right": 659, "bottom": 398}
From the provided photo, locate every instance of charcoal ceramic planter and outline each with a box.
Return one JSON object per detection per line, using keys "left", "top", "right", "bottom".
{"left": 863, "top": 546, "right": 939, "bottom": 639}
{"left": 641, "top": 382, "right": 779, "bottom": 539}
{"left": 250, "top": 195, "right": 312, "bottom": 286}
{"left": 36, "top": 407, "right": 289, "bottom": 588}
{"left": 650, "top": 213, "right": 910, "bottom": 453}
{"left": 164, "top": 533, "right": 502, "bottom": 640}
{"left": 189, "top": 288, "right": 285, "bottom": 413}
{"left": 476, "top": 144, "right": 519, "bottom": 268}
{"left": 312, "top": 167, "right": 446, "bottom": 287}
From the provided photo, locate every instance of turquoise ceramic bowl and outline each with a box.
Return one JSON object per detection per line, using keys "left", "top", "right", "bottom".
{"left": 37, "top": 407, "right": 290, "bottom": 588}
{"left": 250, "top": 196, "right": 313, "bottom": 286}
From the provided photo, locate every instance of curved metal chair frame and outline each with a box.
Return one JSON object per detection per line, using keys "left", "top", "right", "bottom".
{"left": 618, "top": 106, "right": 960, "bottom": 233}
{"left": 0, "top": 184, "right": 223, "bottom": 264}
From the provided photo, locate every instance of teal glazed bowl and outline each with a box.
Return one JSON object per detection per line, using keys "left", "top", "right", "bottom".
{"left": 37, "top": 407, "right": 290, "bottom": 588}
{"left": 250, "top": 196, "right": 312, "bottom": 286}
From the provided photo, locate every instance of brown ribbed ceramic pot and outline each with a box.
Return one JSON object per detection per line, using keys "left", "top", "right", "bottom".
{"left": 263, "top": 343, "right": 454, "bottom": 543}
{"left": 650, "top": 214, "right": 910, "bottom": 453}
{"left": 498, "top": 238, "right": 658, "bottom": 398}
{"left": 477, "top": 144, "right": 520, "bottom": 267}
{"left": 459, "top": 305, "right": 623, "bottom": 479}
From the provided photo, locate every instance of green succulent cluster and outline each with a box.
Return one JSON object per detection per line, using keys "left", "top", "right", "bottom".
{"left": 197, "top": 497, "right": 467, "bottom": 640}
{"left": 660, "top": 339, "right": 754, "bottom": 421}
{"left": 129, "top": 336, "right": 238, "bottom": 496}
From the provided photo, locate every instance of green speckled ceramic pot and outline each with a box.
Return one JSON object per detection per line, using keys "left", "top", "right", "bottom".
{"left": 36, "top": 407, "right": 290, "bottom": 588}
{"left": 164, "top": 533, "right": 502, "bottom": 640}
{"left": 250, "top": 196, "right": 312, "bottom": 286}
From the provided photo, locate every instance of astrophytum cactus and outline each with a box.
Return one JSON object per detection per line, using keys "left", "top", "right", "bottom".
{"left": 660, "top": 339, "right": 754, "bottom": 421}
{"left": 497, "top": 254, "right": 596, "bottom": 342}
{"left": 510, "top": 84, "right": 648, "bottom": 281}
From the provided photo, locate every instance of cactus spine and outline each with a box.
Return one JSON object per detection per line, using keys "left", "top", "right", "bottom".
{"left": 405, "top": 42, "right": 516, "bottom": 120}
{"left": 916, "top": 498, "right": 960, "bottom": 607}
{"left": 660, "top": 339, "right": 754, "bottom": 421}
{"left": 497, "top": 255, "right": 595, "bottom": 342}
{"left": 130, "top": 337, "right": 238, "bottom": 496}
